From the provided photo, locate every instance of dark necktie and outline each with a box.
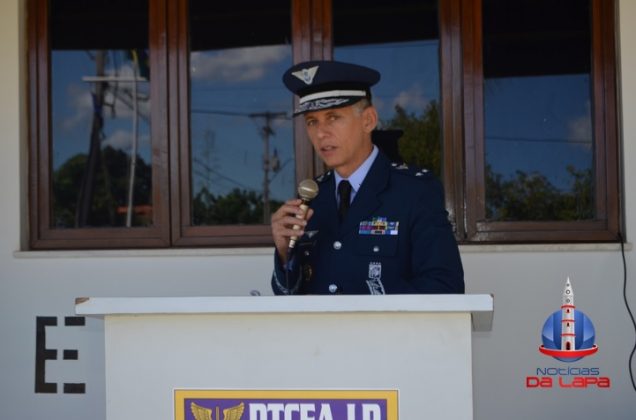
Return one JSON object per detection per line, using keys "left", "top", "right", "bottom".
{"left": 338, "top": 180, "right": 352, "bottom": 222}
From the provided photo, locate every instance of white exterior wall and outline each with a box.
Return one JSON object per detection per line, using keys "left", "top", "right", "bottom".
{"left": 1, "top": 0, "right": 635, "bottom": 418}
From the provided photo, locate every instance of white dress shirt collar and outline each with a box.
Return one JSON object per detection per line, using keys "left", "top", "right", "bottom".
{"left": 334, "top": 145, "right": 379, "bottom": 204}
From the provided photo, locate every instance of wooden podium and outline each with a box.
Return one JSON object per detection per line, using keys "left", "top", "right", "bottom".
{"left": 76, "top": 295, "right": 493, "bottom": 420}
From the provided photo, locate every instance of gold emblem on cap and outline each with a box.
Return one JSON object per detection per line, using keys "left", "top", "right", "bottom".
{"left": 292, "top": 65, "right": 319, "bottom": 85}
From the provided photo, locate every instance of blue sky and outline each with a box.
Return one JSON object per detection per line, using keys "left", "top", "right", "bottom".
{"left": 188, "top": 40, "right": 441, "bottom": 201}
{"left": 484, "top": 74, "right": 593, "bottom": 190}
{"left": 52, "top": 50, "right": 152, "bottom": 170}
{"left": 51, "top": 40, "right": 593, "bottom": 204}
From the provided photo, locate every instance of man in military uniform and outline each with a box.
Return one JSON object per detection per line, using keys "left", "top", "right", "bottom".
{"left": 271, "top": 60, "right": 463, "bottom": 295}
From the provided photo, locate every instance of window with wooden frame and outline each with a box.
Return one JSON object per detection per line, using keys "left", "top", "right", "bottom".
{"left": 29, "top": 0, "right": 171, "bottom": 249}
{"left": 28, "top": 0, "right": 620, "bottom": 249}
{"left": 462, "top": 0, "right": 620, "bottom": 242}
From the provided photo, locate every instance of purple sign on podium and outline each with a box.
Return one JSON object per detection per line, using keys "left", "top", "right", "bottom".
{"left": 174, "top": 389, "right": 398, "bottom": 420}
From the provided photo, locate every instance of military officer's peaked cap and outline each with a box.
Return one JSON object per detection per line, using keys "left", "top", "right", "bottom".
{"left": 283, "top": 60, "right": 380, "bottom": 116}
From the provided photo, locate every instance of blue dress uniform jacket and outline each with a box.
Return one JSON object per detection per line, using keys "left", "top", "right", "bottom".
{"left": 271, "top": 151, "right": 464, "bottom": 295}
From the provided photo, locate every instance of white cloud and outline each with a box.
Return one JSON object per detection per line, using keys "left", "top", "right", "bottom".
{"left": 102, "top": 130, "right": 132, "bottom": 151}
{"left": 61, "top": 71, "right": 151, "bottom": 132}
{"left": 106, "top": 88, "right": 151, "bottom": 120}
{"left": 102, "top": 129, "right": 150, "bottom": 152}
{"left": 105, "top": 62, "right": 137, "bottom": 79}
{"left": 392, "top": 83, "right": 430, "bottom": 112}
{"left": 190, "top": 45, "right": 290, "bottom": 82}
{"left": 567, "top": 101, "right": 593, "bottom": 150}
{"left": 61, "top": 83, "right": 92, "bottom": 132}
{"left": 568, "top": 115, "right": 592, "bottom": 142}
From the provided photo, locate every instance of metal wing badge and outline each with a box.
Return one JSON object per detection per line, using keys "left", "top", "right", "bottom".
{"left": 223, "top": 402, "right": 245, "bottom": 420}
{"left": 190, "top": 402, "right": 212, "bottom": 420}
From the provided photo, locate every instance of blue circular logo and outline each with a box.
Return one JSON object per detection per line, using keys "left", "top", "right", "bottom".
{"left": 540, "top": 309, "right": 597, "bottom": 362}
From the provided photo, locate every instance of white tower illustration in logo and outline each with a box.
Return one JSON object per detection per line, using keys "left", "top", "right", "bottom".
{"left": 561, "top": 277, "right": 576, "bottom": 351}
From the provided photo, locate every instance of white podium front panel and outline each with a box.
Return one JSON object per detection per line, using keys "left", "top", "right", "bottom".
{"left": 77, "top": 295, "right": 493, "bottom": 420}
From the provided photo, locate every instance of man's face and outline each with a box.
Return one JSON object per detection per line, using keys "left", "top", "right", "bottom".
{"left": 303, "top": 104, "right": 377, "bottom": 178}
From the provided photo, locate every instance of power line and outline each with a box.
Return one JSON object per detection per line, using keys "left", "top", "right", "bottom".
{"left": 191, "top": 108, "right": 291, "bottom": 120}
{"left": 487, "top": 135, "right": 592, "bottom": 145}
{"left": 193, "top": 157, "right": 255, "bottom": 191}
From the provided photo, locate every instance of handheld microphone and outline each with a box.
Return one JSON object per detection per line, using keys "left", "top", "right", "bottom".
{"left": 287, "top": 179, "right": 319, "bottom": 252}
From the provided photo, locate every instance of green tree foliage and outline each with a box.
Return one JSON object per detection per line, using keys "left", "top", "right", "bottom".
{"left": 380, "top": 100, "right": 593, "bottom": 222}
{"left": 192, "top": 187, "right": 282, "bottom": 225}
{"left": 485, "top": 164, "right": 594, "bottom": 221}
{"left": 52, "top": 153, "right": 87, "bottom": 228}
{"left": 52, "top": 146, "right": 152, "bottom": 227}
{"left": 383, "top": 101, "right": 442, "bottom": 178}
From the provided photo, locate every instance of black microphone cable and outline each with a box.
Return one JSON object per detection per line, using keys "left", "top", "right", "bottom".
{"left": 285, "top": 248, "right": 294, "bottom": 294}
{"left": 618, "top": 232, "right": 636, "bottom": 392}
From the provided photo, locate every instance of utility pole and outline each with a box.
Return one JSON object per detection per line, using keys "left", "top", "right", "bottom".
{"left": 249, "top": 111, "right": 286, "bottom": 224}
{"left": 82, "top": 52, "right": 148, "bottom": 227}
{"left": 76, "top": 51, "right": 106, "bottom": 227}
{"left": 124, "top": 50, "right": 140, "bottom": 227}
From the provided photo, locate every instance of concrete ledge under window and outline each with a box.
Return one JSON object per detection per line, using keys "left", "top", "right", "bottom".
{"left": 14, "top": 247, "right": 276, "bottom": 259}
{"left": 13, "top": 242, "right": 632, "bottom": 259}
{"left": 459, "top": 242, "right": 632, "bottom": 253}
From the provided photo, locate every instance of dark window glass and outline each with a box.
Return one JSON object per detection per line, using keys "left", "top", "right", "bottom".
{"left": 50, "top": 0, "right": 152, "bottom": 228}
{"left": 29, "top": 0, "right": 619, "bottom": 249}
{"left": 483, "top": 0, "right": 594, "bottom": 221}
{"left": 189, "top": 0, "right": 293, "bottom": 226}
{"left": 333, "top": 0, "right": 442, "bottom": 178}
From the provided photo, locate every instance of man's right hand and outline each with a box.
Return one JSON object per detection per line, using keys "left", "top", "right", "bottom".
{"left": 271, "top": 198, "right": 314, "bottom": 263}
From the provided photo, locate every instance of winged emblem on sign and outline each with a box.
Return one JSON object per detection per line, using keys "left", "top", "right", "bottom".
{"left": 190, "top": 401, "right": 245, "bottom": 420}
{"left": 223, "top": 402, "right": 245, "bottom": 420}
{"left": 190, "top": 402, "right": 212, "bottom": 420}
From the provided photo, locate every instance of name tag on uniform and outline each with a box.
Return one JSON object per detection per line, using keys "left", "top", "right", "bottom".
{"left": 359, "top": 217, "right": 399, "bottom": 236}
